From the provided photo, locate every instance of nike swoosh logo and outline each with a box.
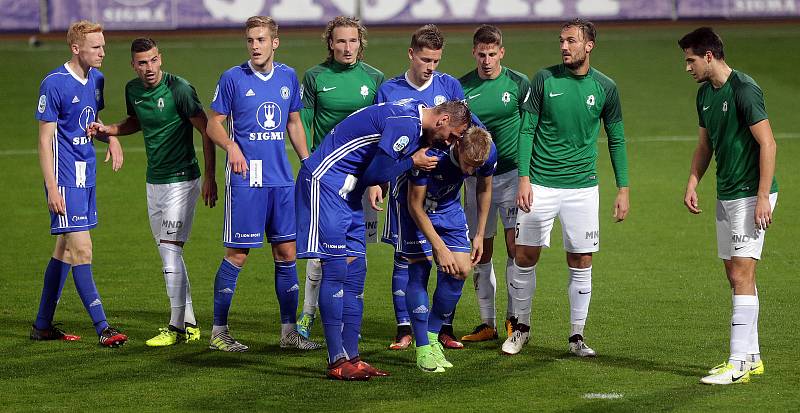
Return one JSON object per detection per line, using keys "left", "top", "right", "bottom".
{"left": 468, "top": 94, "right": 481, "bottom": 99}
{"left": 578, "top": 290, "right": 591, "bottom": 295}
{"left": 731, "top": 371, "right": 747, "bottom": 382}
{"left": 702, "top": 106, "right": 710, "bottom": 111}
{"left": 322, "top": 86, "right": 337, "bottom": 92}
{"left": 166, "top": 230, "right": 177, "bottom": 235}
{"left": 734, "top": 246, "right": 744, "bottom": 250}
{"left": 549, "top": 92, "right": 564, "bottom": 97}
{"left": 731, "top": 323, "right": 747, "bottom": 326}
{"left": 134, "top": 99, "right": 143, "bottom": 104}
{"left": 367, "top": 231, "right": 377, "bottom": 238}
{"left": 509, "top": 283, "right": 523, "bottom": 290}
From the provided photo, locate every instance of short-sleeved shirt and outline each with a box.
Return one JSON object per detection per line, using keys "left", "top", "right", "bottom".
{"left": 459, "top": 67, "right": 533, "bottom": 175}
{"left": 527, "top": 64, "right": 626, "bottom": 189}
{"left": 696, "top": 70, "right": 778, "bottom": 200}
{"left": 125, "top": 72, "right": 203, "bottom": 184}
{"left": 300, "top": 60, "right": 384, "bottom": 150}
{"left": 211, "top": 61, "right": 303, "bottom": 187}
{"left": 35, "top": 63, "right": 105, "bottom": 188}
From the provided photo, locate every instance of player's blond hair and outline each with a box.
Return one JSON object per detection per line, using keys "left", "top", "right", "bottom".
{"left": 245, "top": 16, "right": 278, "bottom": 38}
{"left": 459, "top": 127, "right": 492, "bottom": 166}
{"left": 323, "top": 16, "right": 367, "bottom": 63}
{"left": 66, "top": 20, "right": 102, "bottom": 47}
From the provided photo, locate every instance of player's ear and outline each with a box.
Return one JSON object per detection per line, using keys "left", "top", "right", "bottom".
{"left": 71, "top": 42, "right": 80, "bottom": 56}
{"left": 408, "top": 48, "right": 414, "bottom": 62}
{"left": 585, "top": 40, "right": 594, "bottom": 54}
{"left": 498, "top": 46, "right": 506, "bottom": 59}
{"left": 272, "top": 37, "right": 280, "bottom": 50}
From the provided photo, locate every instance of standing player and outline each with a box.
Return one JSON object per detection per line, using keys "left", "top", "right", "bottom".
{"left": 205, "top": 16, "right": 319, "bottom": 352}
{"left": 510, "top": 19, "right": 630, "bottom": 356}
{"left": 31, "top": 20, "right": 127, "bottom": 347}
{"left": 296, "top": 99, "right": 471, "bottom": 380}
{"left": 88, "top": 37, "right": 217, "bottom": 346}
{"left": 377, "top": 24, "right": 472, "bottom": 351}
{"left": 296, "top": 16, "right": 384, "bottom": 339}
{"left": 679, "top": 27, "right": 777, "bottom": 385}
{"left": 458, "top": 24, "right": 535, "bottom": 343}
{"left": 401, "top": 127, "right": 495, "bottom": 372}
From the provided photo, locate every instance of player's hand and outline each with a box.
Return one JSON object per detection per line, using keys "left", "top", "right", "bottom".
{"left": 470, "top": 236, "right": 484, "bottom": 266}
{"left": 46, "top": 187, "right": 66, "bottom": 216}
{"left": 411, "top": 147, "right": 438, "bottom": 171}
{"left": 754, "top": 195, "right": 772, "bottom": 230}
{"left": 368, "top": 185, "right": 384, "bottom": 211}
{"left": 433, "top": 246, "right": 458, "bottom": 277}
{"left": 104, "top": 136, "right": 123, "bottom": 171}
{"left": 613, "top": 187, "right": 629, "bottom": 222}
{"left": 203, "top": 176, "right": 218, "bottom": 208}
{"left": 684, "top": 188, "right": 702, "bottom": 214}
{"left": 88, "top": 121, "right": 108, "bottom": 138}
{"left": 226, "top": 143, "right": 248, "bottom": 178}
{"left": 517, "top": 177, "right": 533, "bottom": 213}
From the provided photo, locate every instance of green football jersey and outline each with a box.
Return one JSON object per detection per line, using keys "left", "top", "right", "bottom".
{"left": 125, "top": 72, "right": 202, "bottom": 184}
{"left": 300, "top": 60, "right": 384, "bottom": 150}
{"left": 459, "top": 67, "right": 534, "bottom": 175}
{"left": 697, "top": 70, "right": 778, "bottom": 200}
{"left": 520, "top": 64, "right": 629, "bottom": 189}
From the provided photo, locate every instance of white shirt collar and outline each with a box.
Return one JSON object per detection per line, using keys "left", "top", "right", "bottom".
{"left": 405, "top": 71, "right": 433, "bottom": 92}
{"left": 248, "top": 60, "right": 275, "bottom": 81}
{"left": 64, "top": 62, "right": 89, "bottom": 85}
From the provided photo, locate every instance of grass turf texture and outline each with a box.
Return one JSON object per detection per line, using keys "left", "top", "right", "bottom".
{"left": 1, "top": 22, "right": 799, "bottom": 411}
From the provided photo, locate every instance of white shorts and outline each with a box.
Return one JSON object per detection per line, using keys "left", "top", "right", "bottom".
{"left": 515, "top": 184, "right": 599, "bottom": 253}
{"left": 716, "top": 193, "right": 777, "bottom": 260}
{"left": 465, "top": 169, "right": 519, "bottom": 239}
{"left": 147, "top": 179, "right": 200, "bottom": 244}
{"left": 362, "top": 191, "right": 378, "bottom": 243}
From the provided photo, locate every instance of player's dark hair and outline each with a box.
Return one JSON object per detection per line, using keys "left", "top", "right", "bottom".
{"left": 678, "top": 27, "right": 725, "bottom": 60}
{"left": 473, "top": 24, "right": 502, "bottom": 47}
{"left": 434, "top": 100, "right": 471, "bottom": 128}
{"left": 323, "top": 16, "right": 367, "bottom": 63}
{"left": 130, "top": 37, "right": 157, "bottom": 55}
{"left": 562, "top": 18, "right": 596, "bottom": 43}
{"left": 410, "top": 24, "right": 444, "bottom": 51}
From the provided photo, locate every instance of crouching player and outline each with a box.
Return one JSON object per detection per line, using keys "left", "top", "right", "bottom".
{"left": 401, "top": 127, "right": 495, "bottom": 372}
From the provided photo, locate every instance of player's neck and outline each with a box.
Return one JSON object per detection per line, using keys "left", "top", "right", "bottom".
{"left": 406, "top": 70, "right": 430, "bottom": 89}
{"left": 477, "top": 65, "right": 502, "bottom": 80}
{"left": 67, "top": 58, "right": 90, "bottom": 80}
{"left": 566, "top": 60, "right": 590, "bottom": 76}
{"left": 709, "top": 62, "right": 732, "bottom": 89}
{"left": 249, "top": 59, "right": 273, "bottom": 74}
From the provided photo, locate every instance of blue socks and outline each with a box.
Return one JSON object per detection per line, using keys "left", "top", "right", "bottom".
{"left": 429, "top": 269, "right": 464, "bottom": 335}
{"left": 72, "top": 264, "right": 108, "bottom": 335}
{"left": 391, "top": 254, "right": 410, "bottom": 325}
{"left": 405, "top": 260, "right": 433, "bottom": 346}
{"left": 342, "top": 257, "right": 366, "bottom": 359}
{"left": 319, "top": 257, "right": 347, "bottom": 363}
{"left": 274, "top": 260, "right": 299, "bottom": 324}
{"left": 34, "top": 258, "right": 71, "bottom": 330}
{"left": 213, "top": 259, "right": 241, "bottom": 326}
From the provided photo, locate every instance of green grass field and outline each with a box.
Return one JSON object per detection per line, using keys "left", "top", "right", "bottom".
{"left": 1, "top": 22, "right": 799, "bottom": 411}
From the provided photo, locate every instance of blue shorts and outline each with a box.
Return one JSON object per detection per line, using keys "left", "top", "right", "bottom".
{"left": 397, "top": 206, "right": 471, "bottom": 258}
{"left": 296, "top": 166, "right": 366, "bottom": 259}
{"left": 48, "top": 185, "right": 98, "bottom": 234}
{"left": 223, "top": 185, "right": 296, "bottom": 248}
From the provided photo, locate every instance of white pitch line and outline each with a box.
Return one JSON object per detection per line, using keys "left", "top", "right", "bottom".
{"left": 583, "top": 393, "right": 624, "bottom": 400}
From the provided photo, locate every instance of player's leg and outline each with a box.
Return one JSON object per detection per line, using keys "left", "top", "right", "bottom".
{"left": 341, "top": 203, "right": 374, "bottom": 365}
{"left": 297, "top": 258, "right": 321, "bottom": 338}
{"left": 389, "top": 254, "right": 413, "bottom": 350}
{"left": 31, "top": 232, "right": 77, "bottom": 341}
{"left": 560, "top": 186, "right": 599, "bottom": 357}
{"left": 497, "top": 170, "right": 521, "bottom": 338}
{"left": 405, "top": 257, "right": 443, "bottom": 373}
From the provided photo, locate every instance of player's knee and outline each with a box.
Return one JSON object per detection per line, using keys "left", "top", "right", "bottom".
{"left": 69, "top": 244, "right": 93, "bottom": 264}
{"left": 514, "top": 249, "right": 539, "bottom": 268}
{"left": 566, "top": 252, "right": 592, "bottom": 269}
{"left": 225, "top": 251, "right": 248, "bottom": 267}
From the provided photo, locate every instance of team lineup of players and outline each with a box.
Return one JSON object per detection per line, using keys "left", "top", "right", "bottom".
{"left": 32, "top": 16, "right": 777, "bottom": 384}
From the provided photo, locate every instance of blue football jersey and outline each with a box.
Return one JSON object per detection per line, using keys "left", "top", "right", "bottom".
{"left": 211, "top": 61, "right": 303, "bottom": 187}
{"left": 377, "top": 71, "right": 464, "bottom": 106}
{"left": 303, "top": 99, "right": 426, "bottom": 195}
{"left": 406, "top": 142, "right": 497, "bottom": 215}
{"left": 35, "top": 63, "right": 105, "bottom": 188}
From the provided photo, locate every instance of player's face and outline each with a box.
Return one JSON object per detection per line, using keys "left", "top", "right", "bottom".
{"left": 430, "top": 116, "right": 468, "bottom": 146}
{"left": 683, "top": 49, "right": 712, "bottom": 83}
{"left": 73, "top": 32, "right": 105, "bottom": 69}
{"left": 330, "top": 26, "right": 360, "bottom": 65}
{"left": 472, "top": 43, "right": 504, "bottom": 79}
{"left": 247, "top": 27, "right": 279, "bottom": 70}
{"left": 131, "top": 47, "right": 163, "bottom": 88}
{"left": 559, "top": 26, "right": 593, "bottom": 70}
{"left": 408, "top": 47, "right": 442, "bottom": 83}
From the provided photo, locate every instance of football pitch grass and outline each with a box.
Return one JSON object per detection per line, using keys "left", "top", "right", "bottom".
{"left": 1, "top": 22, "right": 799, "bottom": 411}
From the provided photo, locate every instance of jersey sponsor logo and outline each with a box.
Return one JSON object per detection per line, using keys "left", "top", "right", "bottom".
{"left": 157, "top": 97, "right": 165, "bottom": 111}
{"left": 256, "top": 101, "right": 282, "bottom": 130}
{"left": 322, "top": 242, "right": 346, "bottom": 249}
{"left": 722, "top": 101, "right": 728, "bottom": 112}
{"left": 213, "top": 85, "right": 219, "bottom": 102}
{"left": 280, "top": 86, "right": 290, "bottom": 100}
{"left": 245, "top": 88, "right": 255, "bottom": 97}
{"left": 585, "top": 230, "right": 599, "bottom": 239}
{"left": 37, "top": 95, "right": 47, "bottom": 113}
{"left": 249, "top": 132, "right": 285, "bottom": 141}
{"left": 71, "top": 214, "right": 88, "bottom": 222}
{"left": 235, "top": 232, "right": 261, "bottom": 238}
{"left": 434, "top": 94, "right": 446, "bottom": 105}
{"left": 731, "top": 234, "right": 751, "bottom": 243}
{"left": 586, "top": 95, "right": 596, "bottom": 106}
{"left": 468, "top": 93, "right": 481, "bottom": 100}
{"left": 321, "top": 86, "right": 337, "bottom": 92}
{"left": 502, "top": 91, "right": 511, "bottom": 104}
{"left": 549, "top": 92, "right": 564, "bottom": 97}
{"left": 393, "top": 135, "right": 410, "bottom": 152}
{"left": 360, "top": 85, "right": 369, "bottom": 99}
{"left": 162, "top": 219, "right": 184, "bottom": 229}
{"left": 71, "top": 96, "right": 80, "bottom": 104}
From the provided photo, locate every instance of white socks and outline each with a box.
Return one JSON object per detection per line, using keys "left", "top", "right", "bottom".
{"left": 159, "top": 243, "right": 188, "bottom": 331}
{"left": 730, "top": 294, "right": 759, "bottom": 363}
{"left": 281, "top": 323, "right": 296, "bottom": 337}
{"left": 568, "top": 266, "right": 592, "bottom": 337}
{"left": 472, "top": 262, "right": 496, "bottom": 327}
{"left": 302, "top": 258, "right": 322, "bottom": 315}
{"left": 509, "top": 260, "right": 536, "bottom": 326}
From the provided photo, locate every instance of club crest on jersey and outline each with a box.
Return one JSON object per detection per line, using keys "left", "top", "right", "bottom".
{"left": 299, "top": 84, "right": 305, "bottom": 99}
{"left": 78, "top": 106, "right": 95, "bottom": 132}
{"left": 434, "top": 95, "right": 446, "bottom": 105}
{"left": 722, "top": 101, "right": 728, "bottom": 112}
{"left": 38, "top": 95, "right": 46, "bottom": 113}
{"left": 393, "top": 135, "right": 410, "bottom": 152}
{"left": 280, "top": 86, "right": 290, "bottom": 100}
{"left": 502, "top": 91, "right": 511, "bottom": 104}
{"left": 256, "top": 101, "right": 282, "bottom": 130}
{"left": 360, "top": 85, "right": 369, "bottom": 99}
{"left": 157, "top": 97, "right": 165, "bottom": 111}
{"left": 586, "top": 95, "right": 596, "bottom": 106}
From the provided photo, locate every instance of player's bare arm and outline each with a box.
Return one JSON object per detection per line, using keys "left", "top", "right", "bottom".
{"left": 206, "top": 109, "right": 248, "bottom": 177}
{"left": 88, "top": 116, "right": 141, "bottom": 138}
{"left": 189, "top": 112, "right": 218, "bottom": 208}
{"left": 408, "top": 183, "right": 458, "bottom": 276}
{"left": 750, "top": 119, "right": 777, "bottom": 229}
{"left": 472, "top": 174, "right": 492, "bottom": 264}
{"left": 411, "top": 147, "right": 438, "bottom": 171}
{"left": 286, "top": 111, "right": 310, "bottom": 160}
{"left": 685, "top": 127, "right": 713, "bottom": 214}
{"left": 37, "top": 121, "right": 65, "bottom": 215}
